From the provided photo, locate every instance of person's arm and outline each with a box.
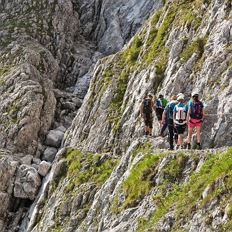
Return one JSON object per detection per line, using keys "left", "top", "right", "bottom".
{"left": 152, "top": 100, "right": 156, "bottom": 111}
{"left": 187, "top": 105, "right": 191, "bottom": 123}
{"left": 161, "top": 110, "right": 166, "bottom": 124}
{"left": 173, "top": 112, "right": 176, "bottom": 122}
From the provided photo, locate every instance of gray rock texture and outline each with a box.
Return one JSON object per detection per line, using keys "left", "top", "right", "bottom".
{"left": 66, "top": 0, "right": 232, "bottom": 152}
{"left": 78, "top": 0, "right": 163, "bottom": 55}
{"left": 42, "top": 147, "right": 58, "bottom": 162}
{"left": 38, "top": 161, "right": 51, "bottom": 177}
{"left": 45, "top": 129, "right": 64, "bottom": 148}
{"left": 0, "top": 0, "right": 232, "bottom": 231}
{"left": 14, "top": 164, "right": 41, "bottom": 200}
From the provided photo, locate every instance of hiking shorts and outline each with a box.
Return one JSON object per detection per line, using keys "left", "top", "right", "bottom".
{"left": 175, "top": 124, "right": 186, "bottom": 134}
{"left": 189, "top": 119, "right": 202, "bottom": 129}
{"left": 143, "top": 113, "right": 153, "bottom": 128}
{"left": 156, "top": 108, "right": 164, "bottom": 121}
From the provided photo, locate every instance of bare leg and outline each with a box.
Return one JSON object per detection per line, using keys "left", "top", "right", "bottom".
{"left": 196, "top": 126, "right": 201, "bottom": 143}
{"left": 178, "top": 134, "right": 184, "bottom": 146}
{"left": 188, "top": 127, "right": 193, "bottom": 144}
{"left": 149, "top": 127, "right": 152, "bottom": 136}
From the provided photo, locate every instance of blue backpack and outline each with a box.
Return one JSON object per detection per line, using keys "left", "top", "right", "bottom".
{"left": 166, "top": 102, "right": 176, "bottom": 120}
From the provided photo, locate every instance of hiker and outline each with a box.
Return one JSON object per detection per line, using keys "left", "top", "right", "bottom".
{"left": 162, "top": 95, "right": 178, "bottom": 150}
{"left": 156, "top": 94, "right": 168, "bottom": 128}
{"left": 174, "top": 94, "right": 187, "bottom": 149}
{"left": 187, "top": 92, "right": 205, "bottom": 150}
{"left": 160, "top": 113, "right": 168, "bottom": 137}
{"left": 140, "top": 93, "right": 155, "bottom": 136}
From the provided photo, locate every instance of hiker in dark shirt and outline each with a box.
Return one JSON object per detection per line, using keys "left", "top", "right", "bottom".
{"left": 140, "top": 93, "right": 155, "bottom": 136}
{"left": 162, "top": 95, "right": 178, "bottom": 150}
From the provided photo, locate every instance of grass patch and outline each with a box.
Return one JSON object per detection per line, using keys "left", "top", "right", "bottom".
{"left": 138, "top": 148, "right": 232, "bottom": 231}
{"left": 125, "top": 36, "right": 143, "bottom": 63}
{"left": 65, "top": 148, "right": 118, "bottom": 193}
{"left": 145, "top": 4, "right": 177, "bottom": 64}
{"left": 122, "top": 153, "right": 161, "bottom": 209}
{"left": 180, "top": 37, "right": 207, "bottom": 63}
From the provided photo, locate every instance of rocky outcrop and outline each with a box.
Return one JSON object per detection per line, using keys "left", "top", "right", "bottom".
{"left": 0, "top": 0, "right": 162, "bottom": 230}
{"left": 0, "top": 0, "right": 232, "bottom": 231}
{"left": 66, "top": 0, "right": 232, "bottom": 153}
{"left": 78, "top": 0, "right": 163, "bottom": 55}
{"left": 25, "top": 139, "right": 232, "bottom": 232}
{"left": 26, "top": 0, "right": 232, "bottom": 231}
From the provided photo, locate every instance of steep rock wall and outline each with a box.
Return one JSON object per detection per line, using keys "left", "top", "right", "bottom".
{"left": 0, "top": 0, "right": 162, "bottom": 231}
{"left": 26, "top": 0, "right": 232, "bottom": 232}
{"left": 66, "top": 0, "right": 232, "bottom": 153}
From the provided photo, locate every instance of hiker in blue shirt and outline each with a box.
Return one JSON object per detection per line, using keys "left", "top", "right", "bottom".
{"left": 162, "top": 95, "right": 178, "bottom": 150}
{"left": 173, "top": 94, "right": 187, "bottom": 149}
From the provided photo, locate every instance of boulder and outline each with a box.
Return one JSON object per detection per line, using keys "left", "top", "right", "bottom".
{"left": 33, "top": 158, "right": 41, "bottom": 165}
{"left": 62, "top": 101, "right": 76, "bottom": 111}
{"left": 14, "top": 165, "right": 41, "bottom": 200}
{"left": 21, "top": 155, "right": 33, "bottom": 165}
{"left": 32, "top": 164, "right": 39, "bottom": 170}
{"left": 42, "top": 147, "right": 58, "bottom": 162}
{"left": 56, "top": 126, "right": 67, "bottom": 133}
{"left": 45, "top": 129, "right": 64, "bottom": 148}
{"left": 38, "top": 161, "right": 51, "bottom": 177}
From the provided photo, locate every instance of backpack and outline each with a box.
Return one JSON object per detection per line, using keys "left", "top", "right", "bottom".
{"left": 166, "top": 102, "right": 175, "bottom": 120}
{"left": 190, "top": 101, "right": 203, "bottom": 119}
{"left": 143, "top": 98, "right": 152, "bottom": 114}
{"left": 175, "top": 105, "right": 186, "bottom": 124}
{"left": 156, "top": 99, "right": 162, "bottom": 108}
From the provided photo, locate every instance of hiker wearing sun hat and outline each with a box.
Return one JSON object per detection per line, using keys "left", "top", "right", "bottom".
{"left": 187, "top": 91, "right": 205, "bottom": 150}
{"left": 173, "top": 93, "right": 187, "bottom": 149}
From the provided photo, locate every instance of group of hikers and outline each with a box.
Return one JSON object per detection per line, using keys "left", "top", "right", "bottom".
{"left": 140, "top": 92, "right": 205, "bottom": 150}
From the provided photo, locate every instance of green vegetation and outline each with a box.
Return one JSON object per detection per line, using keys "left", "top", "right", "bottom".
{"left": 138, "top": 148, "right": 232, "bottom": 231}
{"left": 65, "top": 148, "right": 118, "bottom": 193}
{"left": 162, "top": 154, "right": 188, "bottom": 182}
{"left": 180, "top": 37, "right": 207, "bottom": 63}
{"left": 131, "top": 142, "right": 153, "bottom": 159}
{"left": 147, "top": 10, "right": 162, "bottom": 47}
{"left": 145, "top": 4, "right": 177, "bottom": 64}
{"left": 0, "top": 67, "right": 10, "bottom": 77}
{"left": 125, "top": 36, "right": 143, "bottom": 63}
{"left": 122, "top": 154, "right": 160, "bottom": 208}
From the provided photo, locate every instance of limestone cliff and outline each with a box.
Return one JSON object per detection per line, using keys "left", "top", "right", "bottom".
{"left": 0, "top": 0, "right": 232, "bottom": 231}
{"left": 0, "top": 0, "right": 160, "bottom": 231}
{"left": 23, "top": 0, "right": 232, "bottom": 231}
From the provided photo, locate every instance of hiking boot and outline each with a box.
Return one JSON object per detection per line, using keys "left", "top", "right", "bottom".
{"left": 196, "top": 143, "right": 202, "bottom": 150}
{"left": 187, "top": 143, "right": 191, "bottom": 150}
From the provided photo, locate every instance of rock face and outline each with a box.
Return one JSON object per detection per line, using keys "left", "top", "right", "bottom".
{"left": 0, "top": 0, "right": 162, "bottom": 230}
{"left": 26, "top": 140, "right": 232, "bottom": 232}
{"left": 14, "top": 165, "right": 41, "bottom": 200}
{"left": 25, "top": 0, "right": 232, "bottom": 231}
{"left": 78, "top": 0, "right": 163, "bottom": 55}
{"left": 66, "top": 0, "right": 232, "bottom": 152}
{"left": 0, "top": 0, "right": 232, "bottom": 232}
